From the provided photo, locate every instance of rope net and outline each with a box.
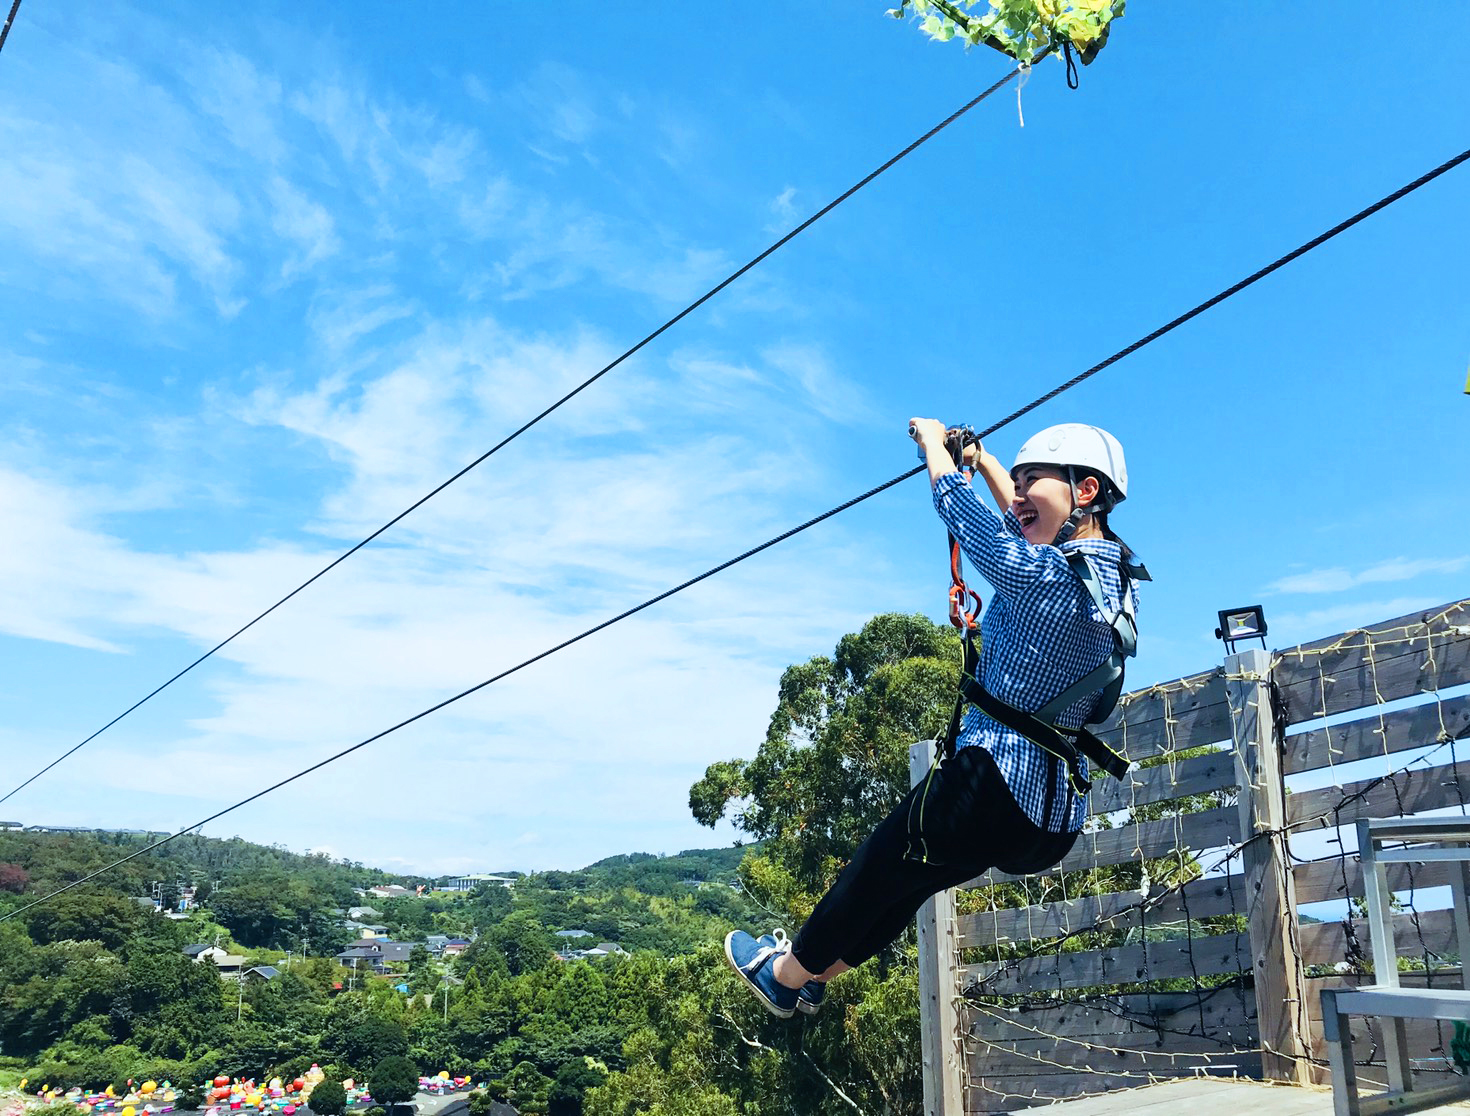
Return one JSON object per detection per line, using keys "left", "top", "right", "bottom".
{"left": 941, "top": 598, "right": 1470, "bottom": 1112}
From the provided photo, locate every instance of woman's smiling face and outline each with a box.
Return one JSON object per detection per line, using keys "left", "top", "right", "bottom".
{"left": 1010, "top": 465, "right": 1094, "bottom": 545}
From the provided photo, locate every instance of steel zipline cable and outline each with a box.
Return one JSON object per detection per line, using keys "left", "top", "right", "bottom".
{"left": 0, "top": 0, "right": 22, "bottom": 55}
{"left": 3, "top": 143, "right": 1467, "bottom": 924}
{"left": 0, "top": 65, "right": 1030, "bottom": 811}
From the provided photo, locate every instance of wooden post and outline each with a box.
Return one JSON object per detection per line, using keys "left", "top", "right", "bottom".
{"left": 911, "top": 740, "right": 966, "bottom": 1115}
{"left": 1225, "top": 648, "right": 1312, "bottom": 1084}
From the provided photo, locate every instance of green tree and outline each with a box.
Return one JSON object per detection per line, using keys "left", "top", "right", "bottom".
{"left": 26, "top": 893, "right": 144, "bottom": 951}
{"left": 689, "top": 612, "right": 961, "bottom": 918}
{"left": 331, "top": 1013, "right": 409, "bottom": 1074}
{"left": 369, "top": 1055, "right": 420, "bottom": 1114}
{"left": 550, "top": 1058, "right": 607, "bottom": 1116}
{"left": 307, "top": 1078, "right": 347, "bottom": 1116}
{"left": 502, "top": 1060, "right": 553, "bottom": 1114}
{"left": 488, "top": 911, "right": 555, "bottom": 977}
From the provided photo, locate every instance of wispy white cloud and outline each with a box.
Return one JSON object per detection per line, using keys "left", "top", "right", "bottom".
{"left": 763, "top": 341, "right": 880, "bottom": 427}
{"left": 269, "top": 176, "right": 341, "bottom": 278}
{"left": 1267, "top": 556, "right": 1469, "bottom": 595}
{"left": 766, "top": 186, "right": 799, "bottom": 234}
{"left": 1269, "top": 598, "right": 1440, "bottom": 645}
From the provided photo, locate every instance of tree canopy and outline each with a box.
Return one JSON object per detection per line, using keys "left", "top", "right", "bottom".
{"left": 690, "top": 612, "right": 962, "bottom": 919}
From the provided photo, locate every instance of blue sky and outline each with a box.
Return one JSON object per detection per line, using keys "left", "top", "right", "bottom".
{"left": 1, "top": 2, "right": 1467, "bottom": 877}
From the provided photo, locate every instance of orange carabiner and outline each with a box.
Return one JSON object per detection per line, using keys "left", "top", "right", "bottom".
{"left": 948, "top": 583, "right": 982, "bottom": 631}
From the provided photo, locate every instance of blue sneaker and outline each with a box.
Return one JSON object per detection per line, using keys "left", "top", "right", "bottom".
{"left": 796, "top": 979, "right": 826, "bottom": 1016}
{"left": 755, "top": 931, "right": 825, "bottom": 1014}
{"left": 723, "top": 929, "right": 799, "bottom": 1019}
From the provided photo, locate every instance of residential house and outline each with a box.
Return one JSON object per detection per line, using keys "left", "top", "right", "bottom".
{"left": 583, "top": 942, "right": 629, "bottom": 959}
{"left": 441, "top": 939, "right": 470, "bottom": 958}
{"left": 184, "top": 944, "right": 246, "bottom": 976}
{"left": 558, "top": 941, "right": 628, "bottom": 962}
{"left": 365, "top": 884, "right": 415, "bottom": 900}
{"left": 335, "top": 940, "right": 422, "bottom": 973}
{"left": 344, "top": 922, "right": 389, "bottom": 939}
{"left": 243, "top": 966, "right": 280, "bottom": 983}
{"left": 347, "top": 905, "right": 384, "bottom": 922}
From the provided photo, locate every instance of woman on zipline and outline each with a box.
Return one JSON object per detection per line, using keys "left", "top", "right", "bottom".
{"left": 724, "top": 418, "right": 1147, "bottom": 1018}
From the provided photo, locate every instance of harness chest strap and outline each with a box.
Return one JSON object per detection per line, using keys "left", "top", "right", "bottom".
{"left": 945, "top": 550, "right": 1144, "bottom": 792}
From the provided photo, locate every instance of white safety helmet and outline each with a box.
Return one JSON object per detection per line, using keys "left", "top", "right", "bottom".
{"left": 1012, "top": 424, "right": 1129, "bottom": 546}
{"left": 1012, "top": 423, "right": 1128, "bottom": 505}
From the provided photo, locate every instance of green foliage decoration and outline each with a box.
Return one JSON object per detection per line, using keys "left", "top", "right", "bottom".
{"left": 889, "top": 0, "right": 1125, "bottom": 65}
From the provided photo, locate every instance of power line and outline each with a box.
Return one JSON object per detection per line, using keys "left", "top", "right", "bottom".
{"left": 0, "top": 65, "right": 1028, "bottom": 810}
{"left": 4, "top": 143, "right": 1466, "bottom": 923}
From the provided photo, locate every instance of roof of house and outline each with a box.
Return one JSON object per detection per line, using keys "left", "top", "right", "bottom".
{"left": 183, "top": 943, "right": 213, "bottom": 957}
{"left": 337, "top": 941, "right": 420, "bottom": 964}
{"left": 245, "top": 966, "right": 280, "bottom": 980}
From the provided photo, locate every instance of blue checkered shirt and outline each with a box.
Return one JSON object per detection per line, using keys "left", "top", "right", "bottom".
{"left": 933, "top": 471, "right": 1141, "bottom": 833}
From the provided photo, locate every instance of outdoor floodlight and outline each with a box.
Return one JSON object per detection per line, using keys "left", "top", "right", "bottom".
{"left": 1215, "top": 605, "right": 1268, "bottom": 653}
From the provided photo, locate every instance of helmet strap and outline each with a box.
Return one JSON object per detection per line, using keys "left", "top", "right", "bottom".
{"left": 1051, "top": 467, "right": 1090, "bottom": 546}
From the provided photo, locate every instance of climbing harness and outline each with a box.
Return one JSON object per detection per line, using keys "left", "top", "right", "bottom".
{"left": 905, "top": 427, "right": 1147, "bottom": 863}
{"left": 949, "top": 548, "right": 1145, "bottom": 792}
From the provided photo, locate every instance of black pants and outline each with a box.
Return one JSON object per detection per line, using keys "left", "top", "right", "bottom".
{"left": 790, "top": 746, "right": 1078, "bottom": 974}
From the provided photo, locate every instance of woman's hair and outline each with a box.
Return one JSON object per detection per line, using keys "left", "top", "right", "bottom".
{"left": 1075, "top": 468, "right": 1134, "bottom": 564}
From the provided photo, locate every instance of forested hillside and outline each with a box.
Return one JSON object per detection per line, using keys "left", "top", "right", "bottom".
{"left": 1, "top": 615, "right": 968, "bottom": 1115}
{"left": 0, "top": 829, "right": 791, "bottom": 1114}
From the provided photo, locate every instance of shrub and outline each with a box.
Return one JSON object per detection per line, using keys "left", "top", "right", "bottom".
{"left": 306, "top": 1079, "right": 347, "bottom": 1116}
{"left": 368, "top": 1056, "right": 418, "bottom": 1113}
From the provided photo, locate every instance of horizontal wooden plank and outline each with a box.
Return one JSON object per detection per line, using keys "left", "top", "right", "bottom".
{"left": 964, "top": 807, "right": 1244, "bottom": 890}
{"left": 962, "top": 932, "right": 1249, "bottom": 996}
{"left": 967, "top": 1033, "right": 1248, "bottom": 1078}
{"left": 1091, "top": 669, "right": 1232, "bottom": 763}
{"left": 964, "top": 1065, "right": 1258, "bottom": 1115}
{"left": 1271, "top": 599, "right": 1470, "bottom": 724}
{"left": 1293, "top": 857, "right": 1458, "bottom": 907}
{"left": 1299, "top": 908, "right": 1460, "bottom": 968}
{"left": 961, "top": 874, "right": 1247, "bottom": 948}
{"left": 1283, "top": 692, "right": 1470, "bottom": 776}
{"left": 993, "top": 1078, "right": 1341, "bottom": 1116}
{"left": 1091, "top": 747, "right": 1238, "bottom": 816}
{"left": 1287, "top": 761, "right": 1470, "bottom": 829}
{"left": 966, "top": 991, "right": 1256, "bottom": 1046}
{"left": 1055, "top": 806, "right": 1242, "bottom": 874}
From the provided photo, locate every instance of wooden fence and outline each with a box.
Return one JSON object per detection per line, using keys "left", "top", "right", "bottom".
{"left": 913, "top": 597, "right": 1470, "bottom": 1114}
